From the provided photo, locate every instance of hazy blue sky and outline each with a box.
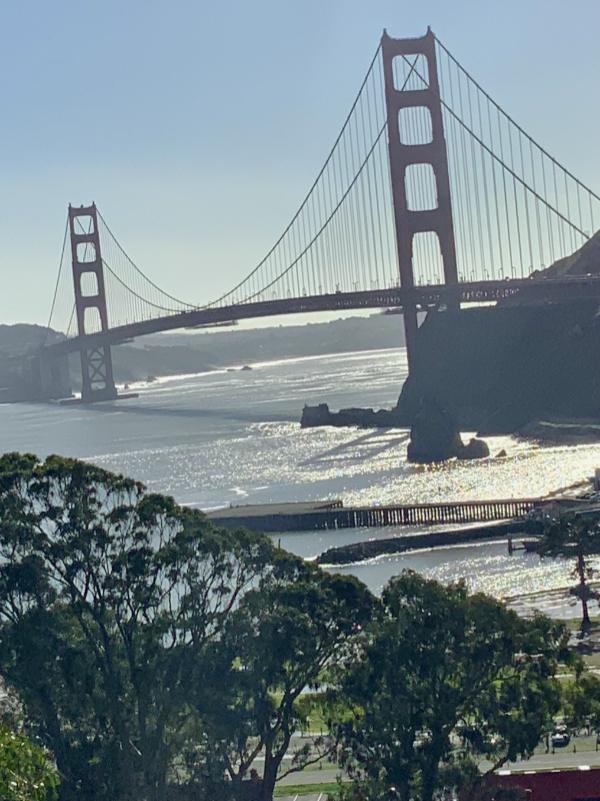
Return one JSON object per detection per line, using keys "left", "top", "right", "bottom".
{"left": 1, "top": 0, "right": 599, "bottom": 327}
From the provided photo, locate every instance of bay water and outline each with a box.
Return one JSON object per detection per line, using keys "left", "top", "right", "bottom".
{"left": 2, "top": 345, "right": 599, "bottom": 618}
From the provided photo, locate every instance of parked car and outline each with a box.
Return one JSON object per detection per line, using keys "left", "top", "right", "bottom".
{"left": 552, "top": 730, "right": 571, "bottom": 748}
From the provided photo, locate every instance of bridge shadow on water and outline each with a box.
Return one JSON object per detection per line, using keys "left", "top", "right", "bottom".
{"left": 81, "top": 403, "right": 411, "bottom": 463}
{"left": 78, "top": 402, "right": 297, "bottom": 425}
{"left": 299, "top": 428, "right": 410, "bottom": 467}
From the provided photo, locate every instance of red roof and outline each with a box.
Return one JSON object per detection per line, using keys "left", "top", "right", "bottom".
{"left": 492, "top": 766, "right": 600, "bottom": 800}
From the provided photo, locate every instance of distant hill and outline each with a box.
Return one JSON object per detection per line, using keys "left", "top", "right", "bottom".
{"left": 533, "top": 229, "right": 600, "bottom": 279}
{"left": 112, "top": 314, "right": 406, "bottom": 382}
{"left": 0, "top": 324, "right": 63, "bottom": 357}
{"left": 0, "top": 314, "right": 406, "bottom": 387}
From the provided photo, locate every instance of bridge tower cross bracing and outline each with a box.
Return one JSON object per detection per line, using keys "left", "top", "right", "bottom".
{"left": 68, "top": 203, "right": 118, "bottom": 402}
{"left": 381, "top": 27, "right": 458, "bottom": 368}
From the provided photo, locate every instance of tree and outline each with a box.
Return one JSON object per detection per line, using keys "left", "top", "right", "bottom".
{"left": 0, "top": 452, "right": 274, "bottom": 801}
{"left": 0, "top": 725, "right": 59, "bottom": 801}
{"left": 562, "top": 672, "right": 600, "bottom": 735}
{"left": 531, "top": 512, "right": 600, "bottom": 628}
{"left": 192, "top": 551, "right": 375, "bottom": 801}
{"left": 330, "top": 571, "right": 568, "bottom": 801}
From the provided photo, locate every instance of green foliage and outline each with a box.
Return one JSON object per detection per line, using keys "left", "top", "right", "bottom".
{"left": 562, "top": 672, "right": 600, "bottom": 733}
{"left": 0, "top": 724, "right": 58, "bottom": 801}
{"left": 0, "top": 452, "right": 377, "bottom": 801}
{"left": 0, "top": 452, "right": 274, "bottom": 801}
{"left": 0, "top": 452, "right": 584, "bottom": 801}
{"left": 531, "top": 512, "right": 600, "bottom": 626}
{"left": 331, "top": 570, "right": 568, "bottom": 801}
{"left": 191, "top": 551, "right": 375, "bottom": 799}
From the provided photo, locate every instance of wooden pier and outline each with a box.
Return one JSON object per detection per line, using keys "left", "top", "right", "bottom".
{"left": 208, "top": 498, "right": 553, "bottom": 533}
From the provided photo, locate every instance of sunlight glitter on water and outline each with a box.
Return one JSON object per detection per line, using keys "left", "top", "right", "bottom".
{"left": 100, "top": 418, "right": 599, "bottom": 513}
{"left": 330, "top": 541, "right": 600, "bottom": 620}
{"left": 1, "top": 346, "right": 599, "bottom": 618}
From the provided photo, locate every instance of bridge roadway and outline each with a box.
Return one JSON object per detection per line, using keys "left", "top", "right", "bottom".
{"left": 45, "top": 274, "right": 600, "bottom": 356}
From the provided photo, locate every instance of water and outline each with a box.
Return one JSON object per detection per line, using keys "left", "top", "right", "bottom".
{"left": 1, "top": 346, "right": 599, "bottom": 619}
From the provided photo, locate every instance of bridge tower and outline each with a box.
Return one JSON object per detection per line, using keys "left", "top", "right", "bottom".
{"left": 68, "top": 203, "right": 118, "bottom": 402}
{"left": 381, "top": 27, "right": 458, "bottom": 368}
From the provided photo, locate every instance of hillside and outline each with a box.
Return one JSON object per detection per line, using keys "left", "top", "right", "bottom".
{"left": 0, "top": 314, "right": 406, "bottom": 388}
{"left": 110, "top": 314, "right": 407, "bottom": 382}
{"left": 0, "top": 324, "right": 64, "bottom": 356}
{"left": 533, "top": 230, "right": 600, "bottom": 279}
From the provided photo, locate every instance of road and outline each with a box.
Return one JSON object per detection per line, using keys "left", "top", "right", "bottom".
{"left": 274, "top": 746, "right": 600, "bottom": 800}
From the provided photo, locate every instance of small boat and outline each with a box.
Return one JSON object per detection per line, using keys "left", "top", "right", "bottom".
{"left": 507, "top": 537, "right": 539, "bottom": 555}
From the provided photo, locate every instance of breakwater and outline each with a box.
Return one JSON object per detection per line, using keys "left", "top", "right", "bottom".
{"left": 208, "top": 498, "right": 549, "bottom": 533}
{"left": 316, "top": 520, "right": 527, "bottom": 565}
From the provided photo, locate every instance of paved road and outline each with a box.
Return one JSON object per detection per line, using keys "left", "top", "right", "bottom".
{"left": 503, "top": 748, "right": 600, "bottom": 771}
{"left": 275, "top": 748, "right": 600, "bottom": 799}
{"left": 278, "top": 794, "right": 331, "bottom": 801}
{"left": 277, "top": 769, "right": 339, "bottom": 786}
{"left": 278, "top": 795, "right": 331, "bottom": 801}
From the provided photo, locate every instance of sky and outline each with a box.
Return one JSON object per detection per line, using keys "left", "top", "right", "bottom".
{"left": 1, "top": 0, "right": 599, "bottom": 328}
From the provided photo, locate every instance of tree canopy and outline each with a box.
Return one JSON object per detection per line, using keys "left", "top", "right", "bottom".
{"left": 331, "top": 571, "right": 569, "bottom": 801}
{"left": 202, "top": 552, "right": 375, "bottom": 801}
{"left": 0, "top": 453, "right": 376, "bottom": 801}
{"left": 530, "top": 512, "right": 600, "bottom": 627}
{"left": 0, "top": 724, "right": 58, "bottom": 801}
{"left": 0, "top": 452, "right": 585, "bottom": 801}
{"left": 0, "top": 452, "right": 273, "bottom": 801}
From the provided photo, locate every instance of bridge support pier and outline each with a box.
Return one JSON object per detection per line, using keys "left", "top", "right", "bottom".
{"left": 37, "top": 349, "right": 72, "bottom": 400}
{"left": 69, "top": 204, "right": 117, "bottom": 402}
{"left": 381, "top": 27, "right": 458, "bottom": 371}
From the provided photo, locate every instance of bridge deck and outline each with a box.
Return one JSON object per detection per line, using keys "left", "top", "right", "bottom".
{"left": 44, "top": 275, "right": 600, "bottom": 356}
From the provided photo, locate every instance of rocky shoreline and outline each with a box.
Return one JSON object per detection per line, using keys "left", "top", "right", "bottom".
{"left": 301, "top": 402, "right": 600, "bottom": 450}
{"left": 302, "top": 397, "right": 490, "bottom": 464}
{"left": 517, "top": 420, "right": 600, "bottom": 445}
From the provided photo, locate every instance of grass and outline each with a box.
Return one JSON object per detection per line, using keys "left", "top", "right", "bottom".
{"left": 582, "top": 650, "right": 600, "bottom": 670}
{"left": 279, "top": 758, "right": 337, "bottom": 771}
{"left": 563, "top": 617, "right": 600, "bottom": 671}
{"left": 274, "top": 781, "right": 341, "bottom": 797}
{"left": 565, "top": 615, "right": 600, "bottom": 632}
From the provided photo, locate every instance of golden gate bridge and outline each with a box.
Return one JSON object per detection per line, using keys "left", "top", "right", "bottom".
{"left": 39, "top": 28, "right": 600, "bottom": 402}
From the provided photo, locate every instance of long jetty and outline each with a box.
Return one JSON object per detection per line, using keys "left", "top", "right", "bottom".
{"left": 316, "top": 520, "right": 528, "bottom": 565}
{"left": 208, "top": 498, "right": 559, "bottom": 533}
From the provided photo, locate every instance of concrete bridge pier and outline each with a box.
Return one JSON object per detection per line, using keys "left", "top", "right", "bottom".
{"left": 37, "top": 349, "right": 72, "bottom": 400}
{"left": 0, "top": 349, "right": 72, "bottom": 403}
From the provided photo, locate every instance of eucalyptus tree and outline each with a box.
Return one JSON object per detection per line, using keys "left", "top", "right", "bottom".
{"left": 192, "top": 551, "right": 375, "bottom": 801}
{"left": 562, "top": 672, "right": 600, "bottom": 736}
{"left": 331, "top": 571, "right": 568, "bottom": 801}
{"left": 532, "top": 512, "right": 600, "bottom": 627}
{"left": 0, "top": 452, "right": 273, "bottom": 801}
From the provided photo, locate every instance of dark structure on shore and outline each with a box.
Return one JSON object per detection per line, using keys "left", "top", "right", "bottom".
{"left": 396, "top": 294, "right": 600, "bottom": 433}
